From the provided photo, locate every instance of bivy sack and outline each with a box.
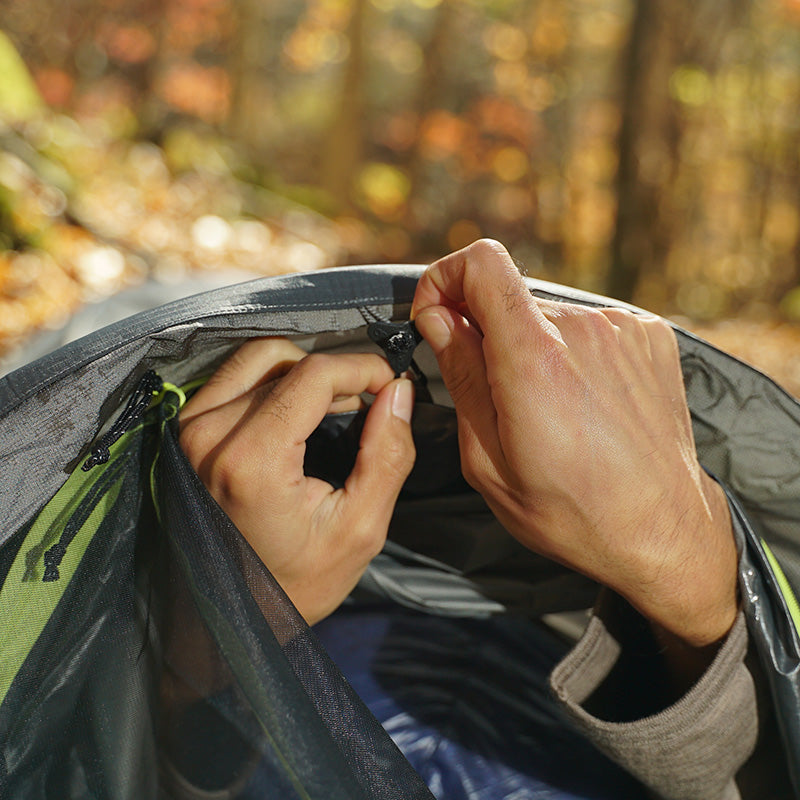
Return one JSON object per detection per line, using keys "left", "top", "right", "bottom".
{"left": 0, "top": 265, "right": 799, "bottom": 798}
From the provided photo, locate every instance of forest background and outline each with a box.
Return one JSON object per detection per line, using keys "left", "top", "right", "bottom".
{"left": 1, "top": 0, "right": 800, "bottom": 395}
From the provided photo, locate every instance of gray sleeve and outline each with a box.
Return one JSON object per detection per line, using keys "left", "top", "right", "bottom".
{"left": 549, "top": 610, "right": 756, "bottom": 800}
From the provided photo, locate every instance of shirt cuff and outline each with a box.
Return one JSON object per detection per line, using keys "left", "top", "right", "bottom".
{"left": 550, "top": 609, "right": 756, "bottom": 800}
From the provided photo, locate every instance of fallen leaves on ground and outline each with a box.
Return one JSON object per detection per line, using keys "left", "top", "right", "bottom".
{"left": 0, "top": 115, "right": 345, "bottom": 357}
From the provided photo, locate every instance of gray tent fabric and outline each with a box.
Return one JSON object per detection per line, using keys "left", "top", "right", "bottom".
{"left": 1, "top": 265, "right": 799, "bottom": 797}
{"left": 0, "top": 270, "right": 257, "bottom": 378}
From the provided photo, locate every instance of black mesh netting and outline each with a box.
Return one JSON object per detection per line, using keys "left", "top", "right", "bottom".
{"left": 0, "top": 410, "right": 434, "bottom": 799}
{"left": 155, "top": 415, "right": 437, "bottom": 800}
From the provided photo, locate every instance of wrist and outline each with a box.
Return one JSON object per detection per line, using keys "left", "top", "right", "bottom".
{"left": 627, "top": 475, "right": 739, "bottom": 648}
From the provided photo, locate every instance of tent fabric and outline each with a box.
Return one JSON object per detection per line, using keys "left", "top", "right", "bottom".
{"left": 0, "top": 265, "right": 799, "bottom": 798}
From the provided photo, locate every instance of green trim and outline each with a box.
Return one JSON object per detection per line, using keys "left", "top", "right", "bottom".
{"left": 177, "top": 375, "right": 211, "bottom": 397}
{"left": 158, "top": 381, "right": 187, "bottom": 410}
{"left": 19, "top": 456, "right": 112, "bottom": 584}
{"left": 761, "top": 539, "right": 800, "bottom": 636}
{"left": 149, "top": 383, "right": 186, "bottom": 521}
{"left": 0, "top": 375, "right": 202, "bottom": 709}
{"left": 0, "top": 457, "right": 126, "bottom": 706}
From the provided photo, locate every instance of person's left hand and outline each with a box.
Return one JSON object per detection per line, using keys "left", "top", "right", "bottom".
{"left": 179, "top": 338, "right": 416, "bottom": 625}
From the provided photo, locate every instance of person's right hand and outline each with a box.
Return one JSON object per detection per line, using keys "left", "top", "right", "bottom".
{"left": 411, "top": 240, "right": 737, "bottom": 649}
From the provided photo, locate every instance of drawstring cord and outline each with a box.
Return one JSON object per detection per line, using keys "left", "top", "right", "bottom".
{"left": 81, "top": 370, "right": 163, "bottom": 472}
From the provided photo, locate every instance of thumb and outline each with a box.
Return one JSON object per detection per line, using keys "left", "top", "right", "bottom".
{"left": 414, "top": 307, "right": 501, "bottom": 473}
{"left": 343, "top": 378, "right": 416, "bottom": 534}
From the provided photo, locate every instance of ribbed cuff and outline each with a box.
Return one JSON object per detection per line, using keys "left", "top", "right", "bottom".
{"left": 550, "top": 611, "right": 756, "bottom": 800}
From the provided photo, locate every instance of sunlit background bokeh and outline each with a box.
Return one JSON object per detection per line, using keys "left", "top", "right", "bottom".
{"left": 1, "top": 0, "right": 800, "bottom": 391}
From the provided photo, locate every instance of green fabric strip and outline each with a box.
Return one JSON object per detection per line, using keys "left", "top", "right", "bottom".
{"left": 0, "top": 458, "right": 126, "bottom": 706}
{"left": 0, "top": 379, "right": 194, "bottom": 709}
{"left": 761, "top": 539, "right": 800, "bottom": 637}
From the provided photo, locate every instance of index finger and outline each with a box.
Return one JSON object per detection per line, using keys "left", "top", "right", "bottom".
{"left": 182, "top": 337, "right": 306, "bottom": 423}
{"left": 411, "top": 239, "right": 545, "bottom": 339}
{"left": 412, "top": 239, "right": 562, "bottom": 371}
{"left": 246, "top": 353, "right": 396, "bottom": 480}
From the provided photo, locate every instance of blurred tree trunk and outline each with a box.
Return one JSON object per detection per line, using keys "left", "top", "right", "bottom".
{"left": 400, "top": 0, "right": 459, "bottom": 248}
{"left": 321, "top": 0, "right": 368, "bottom": 208}
{"left": 137, "top": 0, "right": 174, "bottom": 138}
{"left": 227, "top": 0, "right": 271, "bottom": 158}
{"left": 609, "top": 0, "right": 750, "bottom": 304}
{"left": 407, "top": 1, "right": 456, "bottom": 184}
{"left": 607, "top": 0, "right": 680, "bottom": 303}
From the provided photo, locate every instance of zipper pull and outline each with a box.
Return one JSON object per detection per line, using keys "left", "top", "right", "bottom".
{"left": 81, "top": 369, "right": 163, "bottom": 472}
{"left": 367, "top": 320, "right": 432, "bottom": 403}
{"left": 367, "top": 320, "right": 423, "bottom": 377}
{"left": 42, "top": 542, "right": 68, "bottom": 583}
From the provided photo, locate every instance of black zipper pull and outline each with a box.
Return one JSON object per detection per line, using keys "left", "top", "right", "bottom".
{"left": 42, "top": 541, "right": 68, "bottom": 583}
{"left": 81, "top": 369, "right": 163, "bottom": 472}
{"left": 367, "top": 320, "right": 432, "bottom": 403}
{"left": 367, "top": 320, "right": 423, "bottom": 377}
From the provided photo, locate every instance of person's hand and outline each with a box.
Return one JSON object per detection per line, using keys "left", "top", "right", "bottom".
{"left": 179, "top": 338, "right": 415, "bottom": 625}
{"left": 412, "top": 239, "right": 737, "bottom": 648}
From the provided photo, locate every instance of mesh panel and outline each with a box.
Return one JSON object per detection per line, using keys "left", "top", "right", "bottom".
{"left": 156, "top": 415, "right": 436, "bottom": 800}
{"left": 0, "top": 415, "right": 435, "bottom": 798}
{"left": 0, "top": 432, "right": 159, "bottom": 799}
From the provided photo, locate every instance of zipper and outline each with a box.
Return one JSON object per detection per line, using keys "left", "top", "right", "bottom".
{"left": 81, "top": 369, "right": 163, "bottom": 472}
{"left": 39, "top": 370, "right": 164, "bottom": 582}
{"left": 41, "top": 461, "right": 125, "bottom": 582}
{"left": 41, "top": 370, "right": 189, "bottom": 584}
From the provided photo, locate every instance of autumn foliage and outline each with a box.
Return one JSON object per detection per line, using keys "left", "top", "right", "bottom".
{"left": 1, "top": 0, "right": 800, "bottom": 395}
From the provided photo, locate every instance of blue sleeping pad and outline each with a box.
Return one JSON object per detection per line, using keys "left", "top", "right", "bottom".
{"left": 315, "top": 604, "right": 649, "bottom": 800}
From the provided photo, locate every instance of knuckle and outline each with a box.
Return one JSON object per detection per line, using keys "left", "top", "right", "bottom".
{"left": 290, "top": 352, "right": 341, "bottom": 392}
{"left": 343, "top": 508, "right": 388, "bottom": 560}
{"left": 602, "top": 307, "right": 636, "bottom": 327}
{"left": 651, "top": 316, "right": 675, "bottom": 338}
{"left": 212, "top": 344, "right": 249, "bottom": 379}
{"left": 255, "top": 338, "right": 306, "bottom": 376}
{"left": 459, "top": 442, "right": 487, "bottom": 492}
{"left": 360, "top": 529, "right": 388, "bottom": 561}
{"left": 295, "top": 352, "right": 330, "bottom": 378}
{"left": 583, "top": 308, "right": 617, "bottom": 341}
{"left": 643, "top": 314, "right": 678, "bottom": 347}
{"left": 178, "top": 417, "right": 215, "bottom": 467}
{"left": 180, "top": 421, "right": 253, "bottom": 503}
{"left": 355, "top": 516, "right": 389, "bottom": 556}
{"left": 256, "top": 386, "right": 294, "bottom": 425}
{"left": 378, "top": 432, "right": 416, "bottom": 476}
{"left": 640, "top": 311, "right": 669, "bottom": 331}
{"left": 585, "top": 306, "right": 610, "bottom": 327}
{"left": 461, "top": 459, "right": 486, "bottom": 494}
{"left": 202, "top": 441, "right": 251, "bottom": 504}
{"left": 262, "top": 336, "right": 305, "bottom": 357}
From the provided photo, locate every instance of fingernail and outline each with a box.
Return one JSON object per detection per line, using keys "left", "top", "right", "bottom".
{"left": 391, "top": 379, "right": 414, "bottom": 423}
{"left": 415, "top": 308, "right": 452, "bottom": 353}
